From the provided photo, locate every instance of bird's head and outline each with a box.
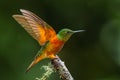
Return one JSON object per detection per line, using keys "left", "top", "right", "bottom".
{"left": 57, "top": 28, "right": 85, "bottom": 42}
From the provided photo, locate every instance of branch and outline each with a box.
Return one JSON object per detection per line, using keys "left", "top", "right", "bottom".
{"left": 51, "top": 56, "right": 74, "bottom": 80}
{"left": 36, "top": 56, "right": 74, "bottom": 80}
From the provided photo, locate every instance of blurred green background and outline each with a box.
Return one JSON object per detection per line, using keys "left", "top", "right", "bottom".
{"left": 0, "top": 0, "right": 120, "bottom": 80}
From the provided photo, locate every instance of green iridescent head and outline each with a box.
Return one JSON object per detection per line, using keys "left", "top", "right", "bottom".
{"left": 57, "top": 28, "right": 85, "bottom": 41}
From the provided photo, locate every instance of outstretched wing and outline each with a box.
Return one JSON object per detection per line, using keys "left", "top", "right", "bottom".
{"left": 12, "top": 9, "right": 56, "bottom": 45}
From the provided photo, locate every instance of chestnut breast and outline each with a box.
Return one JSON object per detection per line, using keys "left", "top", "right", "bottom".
{"left": 46, "top": 36, "right": 65, "bottom": 55}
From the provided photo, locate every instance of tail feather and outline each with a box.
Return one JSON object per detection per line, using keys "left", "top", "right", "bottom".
{"left": 26, "top": 53, "right": 47, "bottom": 72}
{"left": 26, "top": 61, "right": 36, "bottom": 72}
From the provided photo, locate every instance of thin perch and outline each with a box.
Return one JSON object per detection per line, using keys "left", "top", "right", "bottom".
{"left": 51, "top": 56, "right": 74, "bottom": 80}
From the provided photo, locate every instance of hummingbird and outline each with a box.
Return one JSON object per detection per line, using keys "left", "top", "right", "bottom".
{"left": 12, "top": 9, "right": 85, "bottom": 72}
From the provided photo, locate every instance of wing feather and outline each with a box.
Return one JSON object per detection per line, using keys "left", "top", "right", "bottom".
{"left": 12, "top": 9, "right": 56, "bottom": 45}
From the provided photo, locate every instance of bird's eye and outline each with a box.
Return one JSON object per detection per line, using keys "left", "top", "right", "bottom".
{"left": 66, "top": 31, "right": 70, "bottom": 34}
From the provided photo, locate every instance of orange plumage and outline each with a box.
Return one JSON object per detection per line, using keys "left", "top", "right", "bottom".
{"left": 13, "top": 9, "right": 65, "bottom": 71}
